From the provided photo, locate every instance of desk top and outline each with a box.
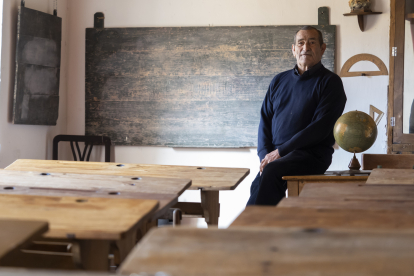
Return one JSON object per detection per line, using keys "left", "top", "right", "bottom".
{"left": 119, "top": 227, "right": 414, "bottom": 276}
{"left": 299, "top": 182, "right": 414, "bottom": 201}
{"left": 0, "top": 220, "right": 48, "bottom": 261}
{"left": 278, "top": 197, "right": 414, "bottom": 211}
{"left": 366, "top": 168, "right": 414, "bottom": 185}
{"left": 6, "top": 159, "right": 250, "bottom": 191}
{"left": 0, "top": 194, "right": 158, "bottom": 240}
{"left": 231, "top": 206, "right": 414, "bottom": 229}
{"left": 0, "top": 169, "right": 190, "bottom": 218}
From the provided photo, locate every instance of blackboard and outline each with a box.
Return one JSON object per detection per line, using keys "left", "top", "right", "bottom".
{"left": 13, "top": 6, "right": 62, "bottom": 125}
{"left": 85, "top": 25, "right": 335, "bottom": 147}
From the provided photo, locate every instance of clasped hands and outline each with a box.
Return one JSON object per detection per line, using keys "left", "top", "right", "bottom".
{"left": 260, "top": 149, "right": 281, "bottom": 175}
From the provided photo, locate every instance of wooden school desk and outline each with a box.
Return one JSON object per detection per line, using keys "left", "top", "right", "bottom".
{"left": 366, "top": 168, "right": 414, "bottom": 185}
{"left": 119, "top": 227, "right": 414, "bottom": 276}
{"left": 0, "top": 220, "right": 48, "bottom": 266}
{"left": 0, "top": 169, "right": 191, "bottom": 222}
{"left": 231, "top": 205, "right": 414, "bottom": 229}
{"left": 283, "top": 174, "right": 369, "bottom": 196}
{"left": 0, "top": 169, "right": 191, "bottom": 266}
{"left": 299, "top": 182, "right": 414, "bottom": 201}
{"left": 278, "top": 196, "right": 414, "bottom": 211}
{"left": 0, "top": 193, "right": 158, "bottom": 271}
{"left": 0, "top": 170, "right": 191, "bottom": 266}
{"left": 6, "top": 159, "right": 250, "bottom": 226}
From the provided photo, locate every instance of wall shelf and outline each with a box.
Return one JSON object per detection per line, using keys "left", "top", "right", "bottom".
{"left": 344, "top": 11, "right": 382, "bottom": 32}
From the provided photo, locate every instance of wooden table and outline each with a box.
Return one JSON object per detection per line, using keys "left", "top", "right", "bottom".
{"left": 0, "top": 169, "right": 191, "bottom": 221}
{"left": 6, "top": 159, "right": 250, "bottom": 226}
{"left": 278, "top": 196, "right": 414, "bottom": 211}
{"left": 366, "top": 168, "right": 414, "bottom": 185}
{"left": 0, "top": 193, "right": 158, "bottom": 271}
{"left": 299, "top": 182, "right": 414, "bottom": 201}
{"left": 119, "top": 227, "right": 414, "bottom": 276}
{"left": 283, "top": 175, "right": 368, "bottom": 197}
{"left": 0, "top": 220, "right": 48, "bottom": 265}
{"left": 231, "top": 205, "right": 414, "bottom": 229}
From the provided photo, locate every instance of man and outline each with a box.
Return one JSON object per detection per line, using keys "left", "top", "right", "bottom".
{"left": 247, "top": 26, "right": 347, "bottom": 206}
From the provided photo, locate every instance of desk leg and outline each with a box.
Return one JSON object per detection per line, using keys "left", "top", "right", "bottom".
{"left": 287, "top": 181, "right": 299, "bottom": 197}
{"left": 79, "top": 240, "right": 110, "bottom": 271}
{"left": 116, "top": 227, "right": 137, "bottom": 264}
{"left": 200, "top": 190, "right": 220, "bottom": 227}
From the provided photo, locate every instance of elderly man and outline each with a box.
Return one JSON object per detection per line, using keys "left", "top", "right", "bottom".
{"left": 247, "top": 26, "right": 347, "bottom": 206}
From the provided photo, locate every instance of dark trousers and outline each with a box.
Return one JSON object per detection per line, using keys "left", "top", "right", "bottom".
{"left": 247, "top": 149, "right": 331, "bottom": 206}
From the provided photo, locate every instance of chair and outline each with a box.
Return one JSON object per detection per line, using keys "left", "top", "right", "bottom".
{"left": 53, "top": 135, "right": 111, "bottom": 162}
{"left": 361, "top": 153, "right": 414, "bottom": 170}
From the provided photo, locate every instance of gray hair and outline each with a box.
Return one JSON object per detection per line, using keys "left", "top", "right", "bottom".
{"left": 293, "top": 26, "right": 324, "bottom": 46}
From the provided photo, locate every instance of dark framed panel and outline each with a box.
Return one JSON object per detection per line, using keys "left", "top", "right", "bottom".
{"left": 13, "top": 6, "right": 62, "bottom": 125}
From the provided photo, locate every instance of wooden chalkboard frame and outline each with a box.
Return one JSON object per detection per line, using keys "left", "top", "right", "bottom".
{"left": 86, "top": 12, "right": 335, "bottom": 147}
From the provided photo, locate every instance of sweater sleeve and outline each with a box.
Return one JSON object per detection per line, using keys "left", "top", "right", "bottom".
{"left": 277, "top": 75, "right": 347, "bottom": 157}
{"left": 257, "top": 83, "right": 275, "bottom": 161}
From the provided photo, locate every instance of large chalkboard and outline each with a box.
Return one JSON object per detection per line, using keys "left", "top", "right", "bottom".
{"left": 86, "top": 25, "right": 335, "bottom": 147}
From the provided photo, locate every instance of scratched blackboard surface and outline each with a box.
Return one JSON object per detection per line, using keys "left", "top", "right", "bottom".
{"left": 86, "top": 25, "right": 335, "bottom": 147}
{"left": 13, "top": 6, "right": 62, "bottom": 125}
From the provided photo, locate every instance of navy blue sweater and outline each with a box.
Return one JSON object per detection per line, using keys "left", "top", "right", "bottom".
{"left": 258, "top": 62, "right": 347, "bottom": 162}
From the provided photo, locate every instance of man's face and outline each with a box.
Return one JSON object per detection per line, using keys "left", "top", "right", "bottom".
{"left": 292, "top": 30, "right": 326, "bottom": 69}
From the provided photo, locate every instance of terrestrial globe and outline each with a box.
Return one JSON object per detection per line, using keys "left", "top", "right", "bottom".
{"left": 333, "top": 110, "right": 377, "bottom": 153}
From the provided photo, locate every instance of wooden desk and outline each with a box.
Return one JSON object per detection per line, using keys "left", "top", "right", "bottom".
{"left": 0, "top": 220, "right": 48, "bottom": 265}
{"left": 119, "top": 227, "right": 414, "bottom": 276}
{"left": 0, "top": 169, "right": 191, "bottom": 221}
{"left": 0, "top": 194, "right": 158, "bottom": 271}
{"left": 278, "top": 196, "right": 414, "bottom": 211}
{"left": 299, "top": 182, "right": 414, "bottom": 201}
{"left": 366, "top": 168, "right": 414, "bottom": 185}
{"left": 283, "top": 175, "right": 368, "bottom": 197}
{"left": 231, "top": 205, "right": 414, "bottom": 229}
{"left": 6, "top": 159, "right": 250, "bottom": 226}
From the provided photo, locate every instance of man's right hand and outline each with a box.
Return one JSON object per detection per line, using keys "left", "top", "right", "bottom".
{"left": 260, "top": 149, "right": 281, "bottom": 175}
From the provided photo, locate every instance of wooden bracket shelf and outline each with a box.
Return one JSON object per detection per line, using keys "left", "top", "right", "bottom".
{"left": 344, "top": 11, "right": 382, "bottom": 32}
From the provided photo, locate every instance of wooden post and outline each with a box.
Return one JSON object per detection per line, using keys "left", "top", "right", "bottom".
{"left": 200, "top": 190, "right": 220, "bottom": 227}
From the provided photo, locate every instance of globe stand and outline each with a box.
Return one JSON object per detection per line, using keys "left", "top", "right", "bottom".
{"left": 348, "top": 153, "right": 361, "bottom": 170}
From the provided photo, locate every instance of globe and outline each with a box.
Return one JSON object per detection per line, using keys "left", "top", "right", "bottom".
{"left": 333, "top": 110, "right": 377, "bottom": 153}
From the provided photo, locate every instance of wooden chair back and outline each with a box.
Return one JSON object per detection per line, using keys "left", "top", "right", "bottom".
{"left": 52, "top": 135, "right": 111, "bottom": 162}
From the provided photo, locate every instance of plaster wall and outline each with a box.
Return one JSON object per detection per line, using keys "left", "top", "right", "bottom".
{"left": 64, "top": 0, "right": 390, "bottom": 227}
{"left": 0, "top": 0, "right": 69, "bottom": 168}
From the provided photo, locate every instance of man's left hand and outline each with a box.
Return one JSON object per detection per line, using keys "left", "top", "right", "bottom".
{"left": 260, "top": 149, "right": 281, "bottom": 174}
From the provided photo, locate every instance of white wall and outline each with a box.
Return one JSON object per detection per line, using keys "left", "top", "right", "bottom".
{"left": 0, "top": 0, "right": 69, "bottom": 168}
{"left": 67, "top": 0, "right": 388, "bottom": 227}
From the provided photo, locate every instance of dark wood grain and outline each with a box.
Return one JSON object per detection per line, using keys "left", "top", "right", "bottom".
{"left": 85, "top": 25, "right": 336, "bottom": 147}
